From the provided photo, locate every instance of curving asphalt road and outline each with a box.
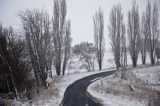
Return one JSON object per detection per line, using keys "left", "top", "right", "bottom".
{"left": 60, "top": 70, "right": 115, "bottom": 106}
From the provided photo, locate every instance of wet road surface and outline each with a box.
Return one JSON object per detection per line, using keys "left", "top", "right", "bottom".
{"left": 60, "top": 70, "right": 115, "bottom": 106}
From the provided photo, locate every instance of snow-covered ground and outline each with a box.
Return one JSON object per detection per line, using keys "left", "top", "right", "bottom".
{"left": 30, "top": 68, "right": 115, "bottom": 106}
{"left": 133, "top": 66, "right": 160, "bottom": 91}
{"left": 88, "top": 90, "right": 147, "bottom": 106}
{"left": 29, "top": 51, "right": 117, "bottom": 106}
{"left": 88, "top": 66, "right": 160, "bottom": 106}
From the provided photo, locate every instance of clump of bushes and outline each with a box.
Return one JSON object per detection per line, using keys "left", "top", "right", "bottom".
{"left": 0, "top": 25, "right": 34, "bottom": 100}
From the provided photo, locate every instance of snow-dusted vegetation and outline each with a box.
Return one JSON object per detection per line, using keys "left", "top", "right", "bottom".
{"left": 88, "top": 66, "right": 160, "bottom": 106}
{"left": 133, "top": 66, "right": 160, "bottom": 91}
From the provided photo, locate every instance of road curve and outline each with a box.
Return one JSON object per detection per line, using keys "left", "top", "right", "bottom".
{"left": 60, "top": 70, "right": 115, "bottom": 106}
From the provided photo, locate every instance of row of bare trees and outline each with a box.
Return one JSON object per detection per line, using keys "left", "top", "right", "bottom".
{"left": 81, "top": 0, "right": 159, "bottom": 73}
{"left": 19, "top": 0, "right": 72, "bottom": 87}
{"left": 108, "top": 1, "right": 159, "bottom": 69}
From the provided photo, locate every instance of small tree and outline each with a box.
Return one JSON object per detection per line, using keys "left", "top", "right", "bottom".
{"left": 73, "top": 42, "right": 96, "bottom": 72}
{"left": 93, "top": 8, "right": 105, "bottom": 70}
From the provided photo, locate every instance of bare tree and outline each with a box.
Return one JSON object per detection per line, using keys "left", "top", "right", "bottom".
{"left": 52, "top": 0, "right": 71, "bottom": 75}
{"left": 62, "top": 20, "right": 71, "bottom": 75}
{"left": 127, "top": 2, "right": 140, "bottom": 67}
{"left": 140, "top": 12, "right": 147, "bottom": 65}
{"left": 151, "top": 2, "right": 160, "bottom": 64}
{"left": 147, "top": 2, "right": 159, "bottom": 65}
{"left": 93, "top": 8, "right": 105, "bottom": 70}
{"left": 121, "top": 24, "right": 127, "bottom": 79}
{"left": 73, "top": 42, "right": 96, "bottom": 72}
{"left": 19, "top": 9, "right": 52, "bottom": 86}
{"left": 108, "top": 4, "right": 126, "bottom": 70}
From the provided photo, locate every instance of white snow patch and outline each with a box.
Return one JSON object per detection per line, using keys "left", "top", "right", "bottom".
{"left": 89, "top": 89, "right": 147, "bottom": 106}
{"left": 90, "top": 77, "right": 102, "bottom": 82}
{"left": 87, "top": 66, "right": 160, "bottom": 106}
{"left": 133, "top": 66, "right": 160, "bottom": 91}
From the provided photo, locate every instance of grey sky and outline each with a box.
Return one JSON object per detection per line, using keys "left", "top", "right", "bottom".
{"left": 0, "top": 0, "right": 160, "bottom": 48}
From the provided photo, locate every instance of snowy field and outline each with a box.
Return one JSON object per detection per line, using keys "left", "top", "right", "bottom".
{"left": 133, "top": 66, "right": 160, "bottom": 91}
{"left": 88, "top": 66, "right": 160, "bottom": 106}
{"left": 66, "top": 51, "right": 151, "bottom": 74}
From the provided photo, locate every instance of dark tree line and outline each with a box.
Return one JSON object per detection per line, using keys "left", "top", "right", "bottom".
{"left": 0, "top": 0, "right": 72, "bottom": 100}
{"left": 73, "top": 42, "right": 96, "bottom": 72}
{"left": 0, "top": 25, "right": 31, "bottom": 99}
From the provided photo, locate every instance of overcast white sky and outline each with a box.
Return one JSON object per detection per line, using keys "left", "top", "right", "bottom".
{"left": 0, "top": 0, "right": 160, "bottom": 48}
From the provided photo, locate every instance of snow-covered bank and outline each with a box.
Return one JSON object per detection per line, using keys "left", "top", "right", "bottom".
{"left": 66, "top": 52, "right": 151, "bottom": 74}
{"left": 133, "top": 66, "right": 160, "bottom": 91}
{"left": 87, "top": 66, "right": 160, "bottom": 106}
{"left": 88, "top": 89, "right": 147, "bottom": 106}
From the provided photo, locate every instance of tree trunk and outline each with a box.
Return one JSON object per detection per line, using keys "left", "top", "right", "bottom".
{"left": 56, "top": 65, "right": 61, "bottom": 75}
{"left": 142, "top": 56, "right": 146, "bottom": 65}
{"left": 151, "top": 56, "right": 155, "bottom": 65}
{"left": 132, "top": 59, "right": 137, "bottom": 67}
{"left": 8, "top": 64, "right": 19, "bottom": 100}
{"left": 98, "top": 60, "right": 102, "bottom": 70}
{"left": 62, "top": 58, "right": 67, "bottom": 76}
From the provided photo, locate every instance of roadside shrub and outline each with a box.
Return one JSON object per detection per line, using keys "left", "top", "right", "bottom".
{"left": 0, "top": 25, "right": 32, "bottom": 99}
